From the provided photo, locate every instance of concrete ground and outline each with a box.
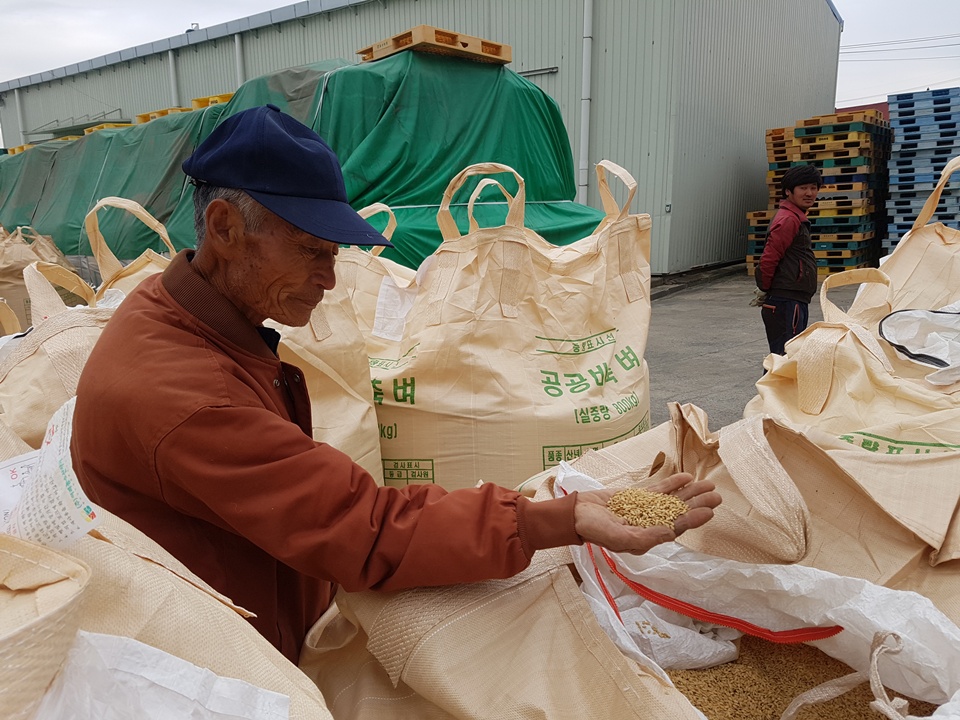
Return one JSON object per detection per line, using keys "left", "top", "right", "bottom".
{"left": 644, "top": 266, "right": 858, "bottom": 431}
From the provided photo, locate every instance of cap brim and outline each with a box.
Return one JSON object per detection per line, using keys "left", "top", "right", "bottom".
{"left": 247, "top": 191, "right": 394, "bottom": 247}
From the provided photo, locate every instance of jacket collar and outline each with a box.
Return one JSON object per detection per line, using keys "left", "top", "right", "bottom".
{"left": 779, "top": 198, "right": 809, "bottom": 223}
{"left": 161, "top": 249, "right": 278, "bottom": 361}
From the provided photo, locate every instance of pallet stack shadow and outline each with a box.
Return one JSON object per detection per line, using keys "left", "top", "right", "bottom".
{"left": 885, "top": 87, "right": 960, "bottom": 252}
{"left": 746, "top": 109, "right": 892, "bottom": 277}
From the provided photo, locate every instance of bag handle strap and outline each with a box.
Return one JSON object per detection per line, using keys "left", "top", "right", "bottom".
{"left": 819, "top": 267, "right": 891, "bottom": 325}
{"left": 0, "top": 300, "right": 22, "bottom": 334}
{"left": 467, "top": 178, "right": 514, "bottom": 233}
{"left": 796, "top": 271, "right": 895, "bottom": 414}
{"left": 84, "top": 197, "right": 175, "bottom": 284}
{"left": 911, "top": 155, "right": 960, "bottom": 232}
{"left": 23, "top": 261, "right": 94, "bottom": 321}
{"left": 351, "top": 204, "right": 416, "bottom": 289}
{"left": 716, "top": 416, "right": 811, "bottom": 557}
{"left": 464, "top": 180, "right": 529, "bottom": 318}
{"left": 596, "top": 160, "right": 638, "bottom": 223}
{"left": 307, "top": 305, "right": 331, "bottom": 343}
{"left": 34, "top": 261, "right": 96, "bottom": 306}
{"left": 16, "top": 226, "right": 43, "bottom": 244}
{"left": 357, "top": 203, "right": 397, "bottom": 258}
{"left": 436, "top": 163, "right": 526, "bottom": 241}
{"left": 468, "top": 181, "right": 527, "bottom": 318}
{"left": 779, "top": 633, "right": 910, "bottom": 720}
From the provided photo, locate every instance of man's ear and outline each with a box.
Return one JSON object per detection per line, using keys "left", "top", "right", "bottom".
{"left": 204, "top": 199, "right": 246, "bottom": 254}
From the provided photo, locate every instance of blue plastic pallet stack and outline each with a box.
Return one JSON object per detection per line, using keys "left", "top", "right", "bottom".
{"left": 885, "top": 87, "right": 960, "bottom": 251}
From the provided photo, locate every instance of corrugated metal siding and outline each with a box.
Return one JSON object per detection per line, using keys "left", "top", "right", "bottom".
{"left": 243, "top": 17, "right": 315, "bottom": 77}
{"left": 174, "top": 42, "right": 238, "bottom": 104}
{"left": 589, "top": 0, "right": 678, "bottom": 273}
{"left": 13, "top": 55, "right": 173, "bottom": 137}
{"left": 664, "top": 0, "right": 840, "bottom": 273}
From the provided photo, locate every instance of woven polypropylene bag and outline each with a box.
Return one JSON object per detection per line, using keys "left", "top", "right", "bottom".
{"left": 574, "top": 403, "right": 960, "bottom": 628}
{"left": 84, "top": 196, "right": 176, "bottom": 299}
{"left": 366, "top": 161, "right": 652, "bottom": 490}
{"left": 0, "top": 535, "right": 91, "bottom": 720}
{"left": 851, "top": 155, "right": 960, "bottom": 318}
{"left": 0, "top": 227, "right": 47, "bottom": 328}
{"left": 59, "top": 512, "right": 334, "bottom": 720}
{"left": 0, "top": 417, "right": 331, "bottom": 719}
{"left": 0, "top": 262, "right": 112, "bottom": 447}
{"left": 301, "top": 547, "right": 703, "bottom": 720}
{"left": 0, "top": 415, "right": 31, "bottom": 460}
{"left": 748, "top": 267, "right": 960, "bottom": 440}
{"left": 266, "top": 284, "right": 384, "bottom": 483}
{"left": 0, "top": 300, "right": 21, "bottom": 335}
{"left": 336, "top": 203, "right": 416, "bottom": 364}
{"left": 744, "top": 268, "right": 960, "bottom": 571}
{"left": 11, "top": 227, "right": 78, "bottom": 275}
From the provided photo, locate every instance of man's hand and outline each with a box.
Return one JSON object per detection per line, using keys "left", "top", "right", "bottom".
{"left": 749, "top": 288, "right": 768, "bottom": 307}
{"left": 573, "top": 473, "right": 720, "bottom": 555}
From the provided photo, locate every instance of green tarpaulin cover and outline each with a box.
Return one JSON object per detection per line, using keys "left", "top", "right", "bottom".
{"left": 0, "top": 52, "right": 605, "bottom": 270}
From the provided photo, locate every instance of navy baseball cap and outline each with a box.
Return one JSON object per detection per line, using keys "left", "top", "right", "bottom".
{"left": 182, "top": 104, "right": 392, "bottom": 247}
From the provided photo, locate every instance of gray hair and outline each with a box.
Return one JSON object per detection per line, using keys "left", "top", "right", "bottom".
{"left": 192, "top": 184, "right": 268, "bottom": 247}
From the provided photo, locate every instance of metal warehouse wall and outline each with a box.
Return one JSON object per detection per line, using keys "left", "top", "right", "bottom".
{"left": 586, "top": 0, "right": 840, "bottom": 273}
{"left": 660, "top": 0, "right": 841, "bottom": 274}
{"left": 0, "top": 0, "right": 841, "bottom": 274}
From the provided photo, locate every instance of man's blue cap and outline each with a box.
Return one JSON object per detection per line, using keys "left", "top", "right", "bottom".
{"left": 182, "top": 104, "right": 392, "bottom": 247}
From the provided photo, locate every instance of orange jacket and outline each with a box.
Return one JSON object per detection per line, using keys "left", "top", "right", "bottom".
{"left": 71, "top": 250, "right": 580, "bottom": 662}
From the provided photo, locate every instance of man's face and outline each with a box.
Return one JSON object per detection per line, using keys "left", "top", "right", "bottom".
{"left": 785, "top": 182, "right": 819, "bottom": 211}
{"left": 229, "top": 212, "right": 339, "bottom": 327}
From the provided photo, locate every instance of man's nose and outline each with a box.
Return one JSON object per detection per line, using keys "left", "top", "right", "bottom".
{"left": 314, "top": 256, "right": 337, "bottom": 290}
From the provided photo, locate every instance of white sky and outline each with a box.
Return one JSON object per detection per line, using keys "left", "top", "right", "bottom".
{"left": 0, "top": 0, "right": 958, "bottom": 140}
{"left": 832, "top": 0, "right": 960, "bottom": 106}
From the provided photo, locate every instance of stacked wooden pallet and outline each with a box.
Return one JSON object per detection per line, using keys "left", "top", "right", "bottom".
{"left": 357, "top": 25, "right": 511, "bottom": 64}
{"left": 135, "top": 107, "right": 192, "bottom": 124}
{"left": 884, "top": 87, "right": 960, "bottom": 251}
{"left": 746, "top": 109, "right": 892, "bottom": 277}
{"left": 191, "top": 93, "right": 235, "bottom": 109}
{"left": 84, "top": 123, "right": 132, "bottom": 134}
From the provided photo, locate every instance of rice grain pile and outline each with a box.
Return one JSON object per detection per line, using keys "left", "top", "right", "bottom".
{"left": 668, "top": 635, "right": 939, "bottom": 719}
{"left": 607, "top": 487, "right": 688, "bottom": 528}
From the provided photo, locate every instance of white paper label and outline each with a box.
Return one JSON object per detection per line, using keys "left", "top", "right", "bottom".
{"left": 373, "top": 276, "right": 417, "bottom": 342}
{"left": 2, "top": 397, "right": 102, "bottom": 548}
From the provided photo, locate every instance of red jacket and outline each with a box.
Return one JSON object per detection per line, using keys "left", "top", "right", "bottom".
{"left": 756, "top": 199, "right": 817, "bottom": 303}
{"left": 71, "top": 250, "right": 580, "bottom": 663}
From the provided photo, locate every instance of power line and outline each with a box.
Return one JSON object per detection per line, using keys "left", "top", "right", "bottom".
{"left": 842, "top": 33, "right": 960, "bottom": 49}
{"left": 836, "top": 75, "right": 960, "bottom": 105}
{"left": 841, "top": 43, "right": 960, "bottom": 54}
{"left": 840, "top": 55, "right": 960, "bottom": 62}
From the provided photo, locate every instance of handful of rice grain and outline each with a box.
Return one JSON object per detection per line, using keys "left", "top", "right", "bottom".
{"left": 607, "top": 487, "right": 688, "bottom": 528}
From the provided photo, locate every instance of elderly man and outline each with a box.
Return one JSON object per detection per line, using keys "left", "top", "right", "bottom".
{"left": 71, "top": 105, "right": 720, "bottom": 663}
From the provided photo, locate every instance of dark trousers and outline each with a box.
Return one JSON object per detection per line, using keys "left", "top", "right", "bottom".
{"left": 761, "top": 296, "right": 809, "bottom": 355}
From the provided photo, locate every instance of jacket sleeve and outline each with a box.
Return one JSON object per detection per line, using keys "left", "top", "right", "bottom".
{"left": 152, "top": 404, "right": 581, "bottom": 592}
{"left": 757, "top": 211, "right": 800, "bottom": 292}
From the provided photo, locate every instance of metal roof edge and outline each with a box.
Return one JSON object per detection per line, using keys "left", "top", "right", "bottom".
{"left": 824, "top": 0, "right": 844, "bottom": 30}
{"left": 0, "top": 0, "right": 374, "bottom": 93}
